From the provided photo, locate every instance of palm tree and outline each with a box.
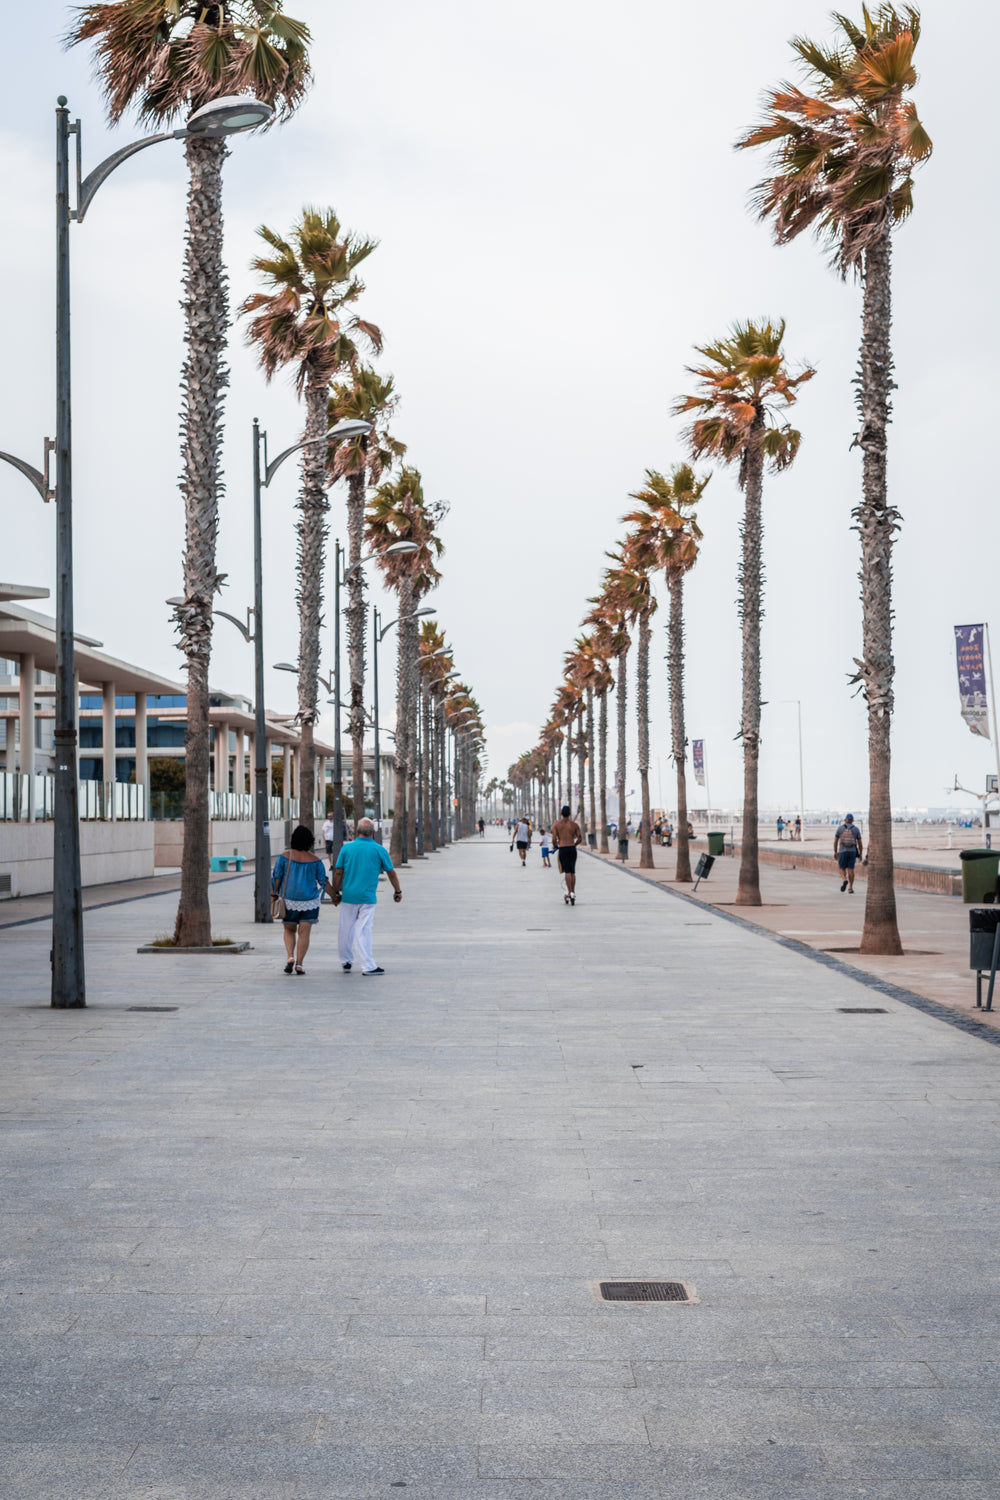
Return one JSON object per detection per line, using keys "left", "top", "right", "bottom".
{"left": 585, "top": 617, "right": 618, "bottom": 853}
{"left": 611, "top": 550, "right": 658, "bottom": 870}
{"left": 625, "top": 465, "right": 708, "bottom": 882}
{"left": 328, "top": 367, "right": 406, "bottom": 833}
{"left": 588, "top": 570, "right": 631, "bottom": 860}
{"left": 243, "top": 208, "right": 380, "bottom": 832}
{"left": 366, "top": 467, "right": 442, "bottom": 863}
{"left": 418, "top": 620, "right": 450, "bottom": 849}
{"left": 70, "top": 1, "right": 311, "bottom": 946}
{"left": 737, "top": 5, "right": 931, "bottom": 955}
{"left": 676, "top": 320, "right": 814, "bottom": 905}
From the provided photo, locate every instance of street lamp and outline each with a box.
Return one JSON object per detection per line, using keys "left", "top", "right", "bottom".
{"left": 0, "top": 94, "right": 271, "bottom": 1006}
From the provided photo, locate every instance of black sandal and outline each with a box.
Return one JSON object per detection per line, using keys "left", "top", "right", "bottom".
{"left": 283, "top": 960, "right": 294, "bottom": 975}
{"left": 294, "top": 965, "right": 305, "bottom": 975}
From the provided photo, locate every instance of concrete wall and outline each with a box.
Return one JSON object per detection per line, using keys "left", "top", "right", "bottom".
{"left": 154, "top": 819, "right": 289, "bottom": 869}
{"left": 726, "top": 842, "right": 962, "bottom": 897}
{"left": 0, "top": 820, "right": 155, "bottom": 899}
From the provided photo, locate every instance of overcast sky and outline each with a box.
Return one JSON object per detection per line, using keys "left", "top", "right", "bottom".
{"left": 3, "top": 0, "right": 996, "bottom": 817}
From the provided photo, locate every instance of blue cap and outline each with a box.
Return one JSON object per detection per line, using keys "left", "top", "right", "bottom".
{"left": 844, "top": 813, "right": 854, "bottom": 821}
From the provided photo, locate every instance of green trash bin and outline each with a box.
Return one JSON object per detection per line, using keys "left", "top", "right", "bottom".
{"left": 707, "top": 831, "right": 725, "bottom": 857}
{"left": 960, "top": 849, "right": 1000, "bottom": 904}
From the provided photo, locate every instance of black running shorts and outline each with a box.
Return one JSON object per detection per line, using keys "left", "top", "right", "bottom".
{"left": 557, "top": 846, "right": 577, "bottom": 874}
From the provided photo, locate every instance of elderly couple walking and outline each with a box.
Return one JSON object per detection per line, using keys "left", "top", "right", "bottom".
{"left": 270, "top": 818, "right": 402, "bottom": 976}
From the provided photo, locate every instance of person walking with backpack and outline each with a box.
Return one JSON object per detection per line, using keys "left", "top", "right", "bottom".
{"left": 511, "top": 816, "right": 531, "bottom": 867}
{"left": 834, "top": 813, "right": 863, "bottom": 894}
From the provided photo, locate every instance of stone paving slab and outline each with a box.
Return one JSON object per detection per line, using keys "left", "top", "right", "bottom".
{"left": 2, "top": 828, "right": 1000, "bottom": 1496}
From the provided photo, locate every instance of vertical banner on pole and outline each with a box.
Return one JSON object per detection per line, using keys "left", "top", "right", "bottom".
{"left": 692, "top": 740, "right": 706, "bottom": 786}
{"left": 955, "top": 625, "right": 991, "bottom": 739}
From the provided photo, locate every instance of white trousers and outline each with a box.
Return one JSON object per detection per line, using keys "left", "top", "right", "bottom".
{"left": 338, "top": 902, "right": 377, "bottom": 971}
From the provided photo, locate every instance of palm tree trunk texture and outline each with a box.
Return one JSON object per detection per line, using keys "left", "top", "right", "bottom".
{"left": 427, "top": 686, "right": 438, "bottom": 849}
{"left": 856, "top": 229, "right": 903, "bottom": 956}
{"left": 406, "top": 642, "right": 418, "bottom": 855}
{"left": 577, "top": 708, "right": 586, "bottom": 835}
{"left": 346, "top": 469, "right": 367, "bottom": 829}
{"left": 616, "top": 648, "right": 628, "bottom": 860}
{"left": 736, "top": 425, "right": 765, "bottom": 906}
{"left": 389, "top": 575, "right": 413, "bottom": 864}
{"left": 587, "top": 685, "right": 596, "bottom": 844}
{"left": 174, "top": 135, "right": 228, "bottom": 949}
{"left": 294, "top": 374, "right": 331, "bottom": 835}
{"left": 668, "top": 572, "right": 693, "bottom": 884}
{"left": 598, "top": 691, "right": 609, "bottom": 853}
{"left": 637, "top": 612, "right": 654, "bottom": 869}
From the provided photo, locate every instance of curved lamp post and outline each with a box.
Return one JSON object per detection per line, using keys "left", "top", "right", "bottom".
{"left": 0, "top": 94, "right": 271, "bottom": 1006}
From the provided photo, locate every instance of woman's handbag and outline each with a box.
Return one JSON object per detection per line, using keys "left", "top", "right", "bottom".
{"left": 271, "top": 855, "right": 290, "bottom": 920}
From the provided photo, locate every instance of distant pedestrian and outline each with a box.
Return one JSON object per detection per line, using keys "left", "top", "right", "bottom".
{"left": 776, "top": 815, "right": 785, "bottom": 840}
{"left": 332, "top": 816, "right": 402, "bottom": 975}
{"left": 540, "top": 828, "right": 552, "bottom": 868}
{"left": 478, "top": 817, "right": 485, "bottom": 838}
{"left": 793, "top": 815, "right": 802, "bottom": 842}
{"left": 271, "top": 825, "right": 334, "bottom": 976}
{"left": 834, "top": 814, "right": 863, "bottom": 894}
{"left": 664, "top": 821, "right": 673, "bottom": 847}
{"left": 512, "top": 816, "right": 531, "bottom": 867}
{"left": 322, "top": 813, "right": 335, "bottom": 856}
{"left": 551, "top": 804, "right": 583, "bottom": 906}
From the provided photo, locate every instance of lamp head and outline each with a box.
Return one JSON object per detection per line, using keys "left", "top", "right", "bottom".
{"left": 273, "top": 662, "right": 297, "bottom": 673}
{"left": 185, "top": 95, "right": 273, "bottom": 136}
{"left": 328, "top": 418, "right": 372, "bottom": 441}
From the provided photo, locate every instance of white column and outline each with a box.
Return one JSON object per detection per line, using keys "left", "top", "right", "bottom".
{"left": 135, "top": 691, "right": 148, "bottom": 820}
{"left": 234, "top": 727, "right": 246, "bottom": 796}
{"left": 283, "top": 743, "right": 292, "bottom": 816}
{"left": 318, "top": 756, "right": 327, "bottom": 814}
{"left": 265, "top": 739, "right": 273, "bottom": 810}
{"left": 102, "top": 679, "right": 117, "bottom": 821}
{"left": 214, "top": 720, "right": 229, "bottom": 796}
{"left": 19, "top": 653, "right": 35, "bottom": 822}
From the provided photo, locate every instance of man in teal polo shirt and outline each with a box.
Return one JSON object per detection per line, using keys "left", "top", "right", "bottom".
{"left": 332, "top": 818, "right": 402, "bottom": 975}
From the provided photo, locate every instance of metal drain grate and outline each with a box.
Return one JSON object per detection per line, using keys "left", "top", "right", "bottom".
{"left": 599, "top": 1280, "right": 691, "bottom": 1303}
{"left": 128, "top": 1006, "right": 179, "bottom": 1013}
{"left": 838, "top": 1007, "right": 887, "bottom": 1014}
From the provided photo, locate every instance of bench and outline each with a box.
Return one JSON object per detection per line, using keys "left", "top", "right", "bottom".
{"left": 210, "top": 855, "right": 245, "bottom": 872}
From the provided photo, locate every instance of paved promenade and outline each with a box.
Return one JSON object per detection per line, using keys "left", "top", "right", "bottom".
{"left": 3, "top": 830, "right": 1000, "bottom": 1498}
{"left": 589, "top": 840, "right": 993, "bottom": 1030}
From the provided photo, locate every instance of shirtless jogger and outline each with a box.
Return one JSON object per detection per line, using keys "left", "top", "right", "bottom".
{"left": 551, "top": 804, "right": 583, "bottom": 906}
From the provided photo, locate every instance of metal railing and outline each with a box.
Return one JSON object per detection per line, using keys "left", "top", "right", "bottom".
{"left": 1, "top": 775, "right": 145, "bottom": 821}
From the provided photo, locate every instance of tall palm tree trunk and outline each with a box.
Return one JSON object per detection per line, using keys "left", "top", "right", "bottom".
{"left": 174, "top": 136, "right": 228, "bottom": 948}
{"left": 736, "top": 425, "right": 764, "bottom": 906}
{"left": 427, "top": 685, "right": 438, "bottom": 849}
{"left": 390, "top": 576, "right": 413, "bottom": 863}
{"left": 616, "top": 648, "right": 628, "bottom": 860}
{"left": 598, "top": 691, "right": 609, "bottom": 853}
{"left": 857, "top": 228, "right": 902, "bottom": 956}
{"left": 346, "top": 469, "right": 367, "bottom": 829}
{"left": 577, "top": 708, "right": 586, "bottom": 835}
{"left": 587, "top": 685, "right": 596, "bottom": 845}
{"left": 294, "top": 373, "right": 330, "bottom": 834}
{"left": 668, "top": 572, "right": 693, "bottom": 883}
{"left": 406, "top": 646, "right": 418, "bottom": 854}
{"left": 637, "top": 613, "right": 654, "bottom": 868}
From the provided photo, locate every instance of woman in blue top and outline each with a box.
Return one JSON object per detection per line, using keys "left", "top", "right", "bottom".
{"left": 271, "top": 825, "right": 333, "bottom": 975}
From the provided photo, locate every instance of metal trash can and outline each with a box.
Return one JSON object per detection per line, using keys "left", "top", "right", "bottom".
{"left": 971, "top": 907, "right": 1000, "bottom": 1008}
{"left": 960, "top": 849, "right": 1000, "bottom": 904}
{"left": 970, "top": 907, "right": 1000, "bottom": 969}
{"left": 707, "top": 831, "right": 725, "bottom": 857}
